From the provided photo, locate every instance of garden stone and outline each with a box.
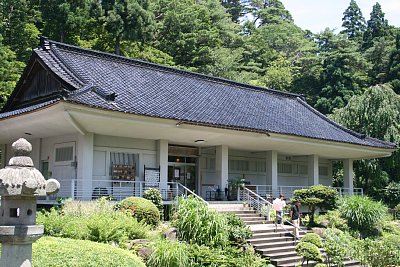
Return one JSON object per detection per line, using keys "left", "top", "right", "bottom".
{"left": 0, "top": 138, "right": 60, "bottom": 267}
{"left": 131, "top": 239, "right": 152, "bottom": 261}
{"left": 311, "top": 227, "right": 325, "bottom": 237}
{"left": 164, "top": 227, "right": 177, "bottom": 240}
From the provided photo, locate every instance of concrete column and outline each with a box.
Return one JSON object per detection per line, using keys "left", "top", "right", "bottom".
{"left": 157, "top": 140, "right": 168, "bottom": 183}
{"left": 77, "top": 133, "right": 94, "bottom": 200}
{"left": 266, "top": 151, "right": 278, "bottom": 197}
{"left": 308, "top": 154, "right": 319, "bottom": 186}
{"left": 216, "top": 145, "right": 228, "bottom": 191}
{"left": 343, "top": 159, "right": 354, "bottom": 195}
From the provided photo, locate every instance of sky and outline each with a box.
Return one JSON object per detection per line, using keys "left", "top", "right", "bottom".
{"left": 280, "top": 0, "right": 400, "bottom": 33}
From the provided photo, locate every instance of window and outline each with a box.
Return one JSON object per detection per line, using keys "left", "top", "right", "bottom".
{"left": 54, "top": 142, "right": 75, "bottom": 165}
{"left": 298, "top": 165, "right": 308, "bottom": 175}
{"left": 229, "top": 159, "right": 249, "bottom": 171}
{"left": 278, "top": 163, "right": 292, "bottom": 174}
{"left": 319, "top": 166, "right": 329, "bottom": 176}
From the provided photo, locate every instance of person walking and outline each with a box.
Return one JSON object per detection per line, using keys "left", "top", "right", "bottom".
{"left": 290, "top": 200, "right": 301, "bottom": 239}
{"left": 272, "top": 194, "right": 286, "bottom": 224}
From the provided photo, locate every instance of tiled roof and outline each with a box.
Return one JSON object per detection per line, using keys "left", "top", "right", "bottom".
{"left": 1, "top": 39, "right": 396, "bottom": 149}
{"left": 0, "top": 99, "right": 60, "bottom": 120}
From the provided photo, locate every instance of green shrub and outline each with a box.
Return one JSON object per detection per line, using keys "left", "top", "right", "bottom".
{"left": 188, "top": 243, "right": 268, "bottom": 267}
{"left": 352, "top": 235, "right": 400, "bottom": 267}
{"left": 300, "top": 233, "right": 323, "bottom": 248}
{"left": 293, "top": 185, "right": 339, "bottom": 224}
{"left": 338, "top": 195, "right": 387, "bottom": 236}
{"left": 32, "top": 236, "right": 145, "bottom": 267}
{"left": 37, "top": 201, "right": 149, "bottom": 244}
{"left": 172, "top": 196, "right": 229, "bottom": 248}
{"left": 147, "top": 239, "right": 191, "bottom": 267}
{"left": 315, "top": 210, "right": 349, "bottom": 231}
{"left": 384, "top": 182, "right": 400, "bottom": 208}
{"left": 295, "top": 242, "right": 323, "bottom": 265}
{"left": 324, "top": 228, "right": 354, "bottom": 266}
{"left": 143, "top": 188, "right": 164, "bottom": 215}
{"left": 117, "top": 197, "right": 160, "bottom": 227}
{"left": 224, "top": 213, "right": 252, "bottom": 244}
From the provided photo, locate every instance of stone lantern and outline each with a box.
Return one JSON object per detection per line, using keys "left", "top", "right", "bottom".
{"left": 0, "top": 138, "right": 60, "bottom": 267}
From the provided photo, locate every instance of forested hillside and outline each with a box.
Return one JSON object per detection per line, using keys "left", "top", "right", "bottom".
{"left": 0, "top": 0, "right": 399, "bottom": 202}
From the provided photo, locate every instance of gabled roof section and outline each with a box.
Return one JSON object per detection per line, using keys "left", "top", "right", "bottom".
{"left": 1, "top": 38, "right": 397, "bottom": 150}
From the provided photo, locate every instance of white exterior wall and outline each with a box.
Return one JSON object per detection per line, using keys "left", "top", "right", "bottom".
{"left": 199, "top": 149, "right": 333, "bottom": 195}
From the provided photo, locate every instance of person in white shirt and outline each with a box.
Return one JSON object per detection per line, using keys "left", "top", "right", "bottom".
{"left": 272, "top": 194, "right": 286, "bottom": 224}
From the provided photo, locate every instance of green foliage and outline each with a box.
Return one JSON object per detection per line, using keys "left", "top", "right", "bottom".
{"left": 315, "top": 210, "right": 349, "bottom": 231}
{"left": 32, "top": 236, "right": 146, "bottom": 267}
{"left": 224, "top": 213, "right": 252, "bottom": 243}
{"left": 188, "top": 243, "right": 268, "bottom": 267}
{"left": 300, "top": 233, "right": 323, "bottom": 248}
{"left": 387, "top": 34, "right": 400, "bottom": 93}
{"left": 293, "top": 185, "right": 339, "bottom": 224}
{"left": 147, "top": 239, "right": 191, "bottom": 267}
{"left": 324, "top": 228, "right": 354, "bottom": 267}
{"left": 117, "top": 196, "right": 160, "bottom": 227}
{"left": 143, "top": 188, "right": 164, "bottom": 215}
{"left": 340, "top": 0, "right": 366, "bottom": 41}
{"left": 352, "top": 235, "right": 400, "bottom": 267}
{"left": 383, "top": 181, "right": 400, "bottom": 208}
{"left": 37, "top": 199, "right": 149, "bottom": 244}
{"left": 295, "top": 242, "right": 323, "bottom": 264}
{"left": 362, "top": 2, "right": 390, "bottom": 50}
{"left": 338, "top": 195, "right": 387, "bottom": 235}
{"left": 172, "top": 196, "right": 229, "bottom": 247}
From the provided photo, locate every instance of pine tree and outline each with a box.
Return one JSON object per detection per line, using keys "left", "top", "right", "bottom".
{"left": 362, "top": 2, "right": 389, "bottom": 49}
{"left": 387, "top": 33, "right": 400, "bottom": 93}
{"left": 340, "top": 0, "right": 366, "bottom": 42}
{"left": 221, "top": 0, "right": 244, "bottom": 22}
{"left": 245, "top": 0, "right": 292, "bottom": 26}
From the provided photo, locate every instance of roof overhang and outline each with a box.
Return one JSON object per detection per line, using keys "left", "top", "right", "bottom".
{"left": 0, "top": 102, "right": 395, "bottom": 160}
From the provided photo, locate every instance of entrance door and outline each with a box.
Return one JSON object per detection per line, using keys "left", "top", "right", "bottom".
{"left": 168, "top": 156, "right": 197, "bottom": 192}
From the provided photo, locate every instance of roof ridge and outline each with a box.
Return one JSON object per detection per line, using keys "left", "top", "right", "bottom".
{"left": 45, "top": 39, "right": 301, "bottom": 99}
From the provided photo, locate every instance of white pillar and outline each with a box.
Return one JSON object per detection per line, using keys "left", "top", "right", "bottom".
{"left": 216, "top": 145, "right": 228, "bottom": 191}
{"left": 77, "top": 133, "right": 94, "bottom": 200}
{"left": 343, "top": 159, "right": 354, "bottom": 195}
{"left": 308, "top": 154, "right": 319, "bottom": 186}
{"left": 266, "top": 151, "right": 278, "bottom": 197}
{"left": 156, "top": 140, "right": 168, "bottom": 184}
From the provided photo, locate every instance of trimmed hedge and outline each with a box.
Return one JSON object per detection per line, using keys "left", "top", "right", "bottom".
{"left": 32, "top": 236, "right": 145, "bottom": 267}
{"left": 117, "top": 197, "right": 160, "bottom": 226}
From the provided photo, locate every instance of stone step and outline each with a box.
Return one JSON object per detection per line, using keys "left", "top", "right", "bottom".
{"left": 243, "top": 220, "right": 267, "bottom": 225}
{"left": 252, "top": 236, "right": 297, "bottom": 246}
{"left": 254, "top": 240, "right": 297, "bottom": 250}
{"left": 272, "top": 255, "right": 303, "bottom": 266}
{"left": 238, "top": 216, "right": 263, "bottom": 221}
{"left": 268, "top": 250, "right": 299, "bottom": 260}
{"left": 256, "top": 245, "right": 296, "bottom": 255}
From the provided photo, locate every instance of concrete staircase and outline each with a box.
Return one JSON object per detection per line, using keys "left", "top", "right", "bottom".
{"left": 209, "top": 203, "right": 361, "bottom": 267}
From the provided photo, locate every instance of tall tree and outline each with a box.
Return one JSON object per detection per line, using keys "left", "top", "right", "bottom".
{"left": 0, "top": 34, "right": 25, "bottom": 108}
{"left": 221, "top": 0, "right": 244, "bottom": 22}
{"left": 244, "top": 0, "right": 292, "bottom": 26}
{"left": 0, "top": 0, "right": 40, "bottom": 62}
{"left": 362, "top": 2, "right": 389, "bottom": 49}
{"left": 331, "top": 84, "right": 400, "bottom": 193}
{"left": 315, "top": 30, "right": 370, "bottom": 114}
{"left": 99, "top": 0, "right": 156, "bottom": 55}
{"left": 387, "top": 33, "right": 400, "bottom": 93}
{"left": 340, "top": 0, "right": 366, "bottom": 42}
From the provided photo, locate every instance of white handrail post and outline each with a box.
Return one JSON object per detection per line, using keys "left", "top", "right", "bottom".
{"left": 71, "top": 180, "right": 75, "bottom": 200}
{"left": 237, "top": 187, "right": 240, "bottom": 201}
{"left": 176, "top": 183, "right": 179, "bottom": 198}
{"left": 267, "top": 204, "right": 270, "bottom": 221}
{"left": 139, "top": 181, "right": 143, "bottom": 197}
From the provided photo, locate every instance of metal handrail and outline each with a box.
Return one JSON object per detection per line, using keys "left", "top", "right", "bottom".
{"left": 240, "top": 187, "right": 308, "bottom": 237}
{"left": 177, "top": 183, "right": 209, "bottom": 206}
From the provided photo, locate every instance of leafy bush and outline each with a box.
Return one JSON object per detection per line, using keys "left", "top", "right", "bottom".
{"left": 295, "top": 242, "right": 323, "bottom": 265}
{"left": 352, "top": 235, "right": 400, "bottom": 267}
{"left": 188, "top": 243, "right": 268, "bottom": 267}
{"left": 383, "top": 182, "right": 400, "bottom": 208}
{"left": 324, "top": 228, "right": 354, "bottom": 266}
{"left": 117, "top": 196, "right": 160, "bottom": 226}
{"left": 315, "top": 210, "right": 349, "bottom": 231}
{"left": 338, "top": 195, "right": 387, "bottom": 236}
{"left": 147, "top": 239, "right": 191, "bottom": 267}
{"left": 32, "top": 236, "right": 145, "bottom": 267}
{"left": 37, "top": 200, "right": 149, "bottom": 244}
{"left": 172, "top": 196, "right": 229, "bottom": 248}
{"left": 143, "top": 188, "right": 164, "bottom": 215}
{"left": 293, "top": 185, "right": 339, "bottom": 224}
{"left": 300, "top": 233, "right": 323, "bottom": 248}
{"left": 224, "top": 213, "right": 252, "bottom": 244}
